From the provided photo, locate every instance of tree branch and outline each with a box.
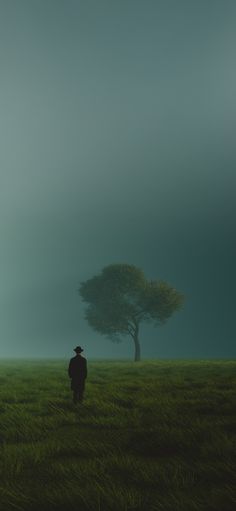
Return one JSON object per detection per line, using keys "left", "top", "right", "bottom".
{"left": 127, "top": 322, "right": 136, "bottom": 336}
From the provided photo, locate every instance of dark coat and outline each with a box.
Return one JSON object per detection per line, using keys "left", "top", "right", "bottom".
{"left": 68, "top": 354, "right": 87, "bottom": 388}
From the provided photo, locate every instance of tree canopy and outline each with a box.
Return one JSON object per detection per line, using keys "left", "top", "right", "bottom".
{"left": 79, "top": 264, "right": 184, "bottom": 361}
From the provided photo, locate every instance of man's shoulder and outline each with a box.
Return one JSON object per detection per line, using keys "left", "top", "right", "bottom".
{"left": 70, "top": 355, "right": 86, "bottom": 362}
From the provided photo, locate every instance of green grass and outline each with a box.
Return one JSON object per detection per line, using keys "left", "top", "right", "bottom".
{"left": 0, "top": 359, "right": 235, "bottom": 511}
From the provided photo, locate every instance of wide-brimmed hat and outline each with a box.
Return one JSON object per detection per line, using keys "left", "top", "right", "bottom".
{"left": 74, "top": 346, "right": 84, "bottom": 353}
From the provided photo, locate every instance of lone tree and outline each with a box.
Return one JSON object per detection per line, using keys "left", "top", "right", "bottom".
{"left": 79, "top": 264, "right": 184, "bottom": 362}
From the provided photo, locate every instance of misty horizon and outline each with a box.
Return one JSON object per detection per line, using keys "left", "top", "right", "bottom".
{"left": 0, "top": 0, "right": 235, "bottom": 359}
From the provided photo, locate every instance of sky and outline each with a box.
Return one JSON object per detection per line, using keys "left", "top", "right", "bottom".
{"left": 0, "top": 0, "right": 235, "bottom": 359}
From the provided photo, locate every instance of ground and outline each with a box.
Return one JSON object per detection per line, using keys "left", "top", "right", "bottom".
{"left": 0, "top": 359, "right": 235, "bottom": 511}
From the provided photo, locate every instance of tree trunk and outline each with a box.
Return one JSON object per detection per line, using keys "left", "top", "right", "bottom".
{"left": 133, "top": 327, "right": 141, "bottom": 362}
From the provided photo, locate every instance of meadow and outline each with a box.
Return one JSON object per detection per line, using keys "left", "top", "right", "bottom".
{"left": 0, "top": 359, "right": 235, "bottom": 511}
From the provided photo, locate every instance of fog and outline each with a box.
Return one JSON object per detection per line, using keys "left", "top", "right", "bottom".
{"left": 0, "top": 0, "right": 235, "bottom": 359}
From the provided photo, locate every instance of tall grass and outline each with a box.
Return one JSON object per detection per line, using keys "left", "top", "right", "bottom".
{"left": 0, "top": 359, "right": 235, "bottom": 510}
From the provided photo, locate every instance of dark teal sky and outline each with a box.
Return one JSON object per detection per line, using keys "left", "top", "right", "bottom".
{"left": 0, "top": 0, "right": 235, "bottom": 359}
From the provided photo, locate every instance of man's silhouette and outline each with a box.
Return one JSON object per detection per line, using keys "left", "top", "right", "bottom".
{"left": 68, "top": 346, "right": 87, "bottom": 404}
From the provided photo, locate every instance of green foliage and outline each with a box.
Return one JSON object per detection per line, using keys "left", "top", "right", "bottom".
{"left": 80, "top": 264, "right": 146, "bottom": 340}
{"left": 142, "top": 279, "right": 185, "bottom": 325}
{"left": 0, "top": 359, "right": 235, "bottom": 511}
{"left": 79, "top": 264, "right": 184, "bottom": 347}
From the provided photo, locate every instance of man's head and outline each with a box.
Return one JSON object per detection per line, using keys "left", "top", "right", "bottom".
{"left": 74, "top": 346, "right": 84, "bottom": 354}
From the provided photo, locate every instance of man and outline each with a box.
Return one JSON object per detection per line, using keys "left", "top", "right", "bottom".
{"left": 68, "top": 346, "right": 87, "bottom": 404}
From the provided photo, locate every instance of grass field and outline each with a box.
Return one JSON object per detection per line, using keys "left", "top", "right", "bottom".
{"left": 0, "top": 359, "right": 235, "bottom": 511}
